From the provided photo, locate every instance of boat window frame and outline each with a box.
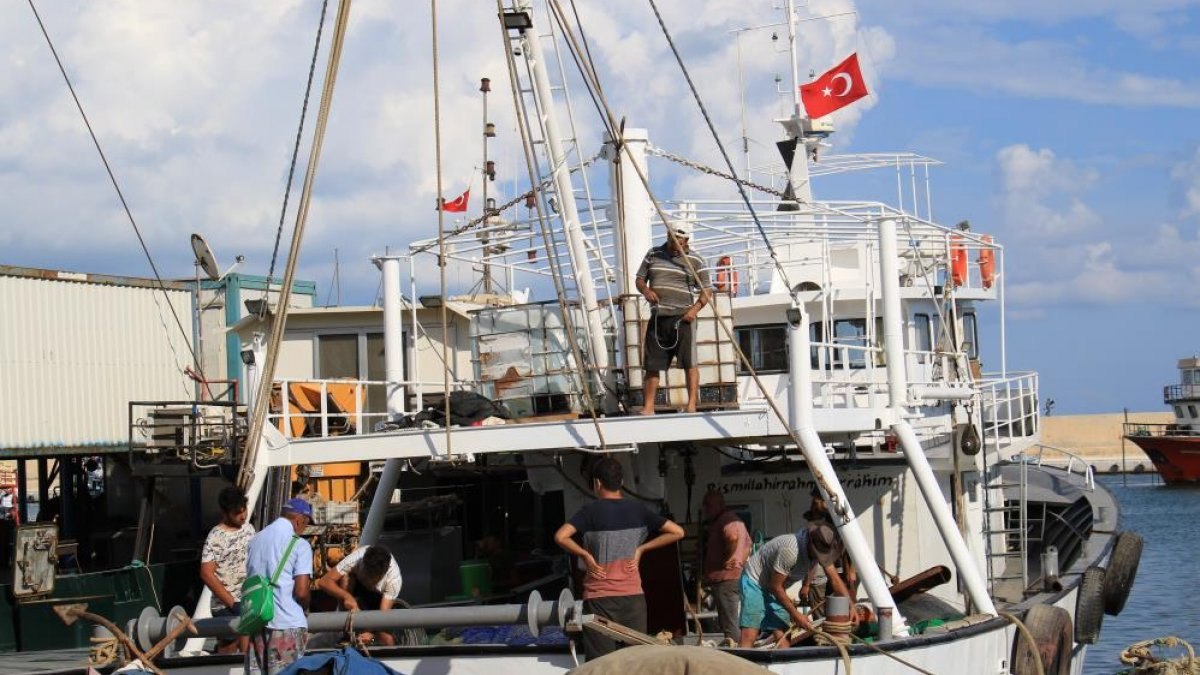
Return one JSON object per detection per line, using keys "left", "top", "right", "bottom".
{"left": 734, "top": 323, "right": 789, "bottom": 374}
{"left": 961, "top": 311, "right": 979, "bottom": 361}
{"left": 914, "top": 313, "right": 933, "bottom": 363}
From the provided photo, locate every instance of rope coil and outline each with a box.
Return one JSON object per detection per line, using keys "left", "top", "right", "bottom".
{"left": 1120, "top": 636, "right": 1199, "bottom": 674}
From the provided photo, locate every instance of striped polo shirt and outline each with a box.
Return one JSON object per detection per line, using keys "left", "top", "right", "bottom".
{"left": 635, "top": 244, "right": 710, "bottom": 316}
{"left": 568, "top": 498, "right": 669, "bottom": 599}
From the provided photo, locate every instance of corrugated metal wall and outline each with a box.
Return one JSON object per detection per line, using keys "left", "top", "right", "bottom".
{"left": 0, "top": 274, "right": 194, "bottom": 453}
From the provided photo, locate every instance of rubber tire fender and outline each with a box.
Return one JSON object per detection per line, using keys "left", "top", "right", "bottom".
{"left": 1011, "top": 604, "right": 1073, "bottom": 675}
{"left": 1074, "top": 565, "right": 1105, "bottom": 644}
{"left": 1103, "top": 530, "right": 1143, "bottom": 616}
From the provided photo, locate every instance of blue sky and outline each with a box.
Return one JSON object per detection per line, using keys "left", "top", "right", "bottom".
{"left": 1, "top": 1, "right": 1197, "bottom": 414}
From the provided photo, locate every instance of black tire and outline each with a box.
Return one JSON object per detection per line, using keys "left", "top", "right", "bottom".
{"left": 1011, "top": 604, "right": 1073, "bottom": 675}
{"left": 1103, "top": 531, "right": 1143, "bottom": 616}
{"left": 1074, "top": 565, "right": 1105, "bottom": 644}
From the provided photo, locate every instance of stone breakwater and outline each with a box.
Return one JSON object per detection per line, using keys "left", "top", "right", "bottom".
{"left": 1040, "top": 412, "right": 1172, "bottom": 474}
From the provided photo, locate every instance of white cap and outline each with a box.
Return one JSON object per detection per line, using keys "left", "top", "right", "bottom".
{"left": 669, "top": 219, "right": 694, "bottom": 239}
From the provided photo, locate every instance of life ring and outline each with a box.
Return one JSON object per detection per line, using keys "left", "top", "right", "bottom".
{"left": 1103, "top": 531, "right": 1143, "bottom": 615}
{"left": 1011, "top": 604, "right": 1073, "bottom": 675}
{"left": 950, "top": 235, "right": 968, "bottom": 287}
{"left": 1074, "top": 565, "right": 1106, "bottom": 644}
{"left": 979, "top": 235, "right": 995, "bottom": 289}
{"left": 714, "top": 255, "right": 740, "bottom": 295}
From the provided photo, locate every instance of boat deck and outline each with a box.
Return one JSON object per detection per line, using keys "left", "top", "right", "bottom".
{"left": 0, "top": 648, "right": 91, "bottom": 675}
{"left": 268, "top": 406, "right": 901, "bottom": 467}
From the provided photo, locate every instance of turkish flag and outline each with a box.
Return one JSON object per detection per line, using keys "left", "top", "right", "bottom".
{"left": 800, "top": 53, "right": 869, "bottom": 119}
{"left": 439, "top": 188, "right": 470, "bottom": 213}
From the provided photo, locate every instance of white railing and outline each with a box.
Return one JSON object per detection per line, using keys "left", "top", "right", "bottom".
{"left": 1018, "top": 443, "right": 1096, "bottom": 491}
{"left": 271, "top": 378, "right": 472, "bottom": 439}
{"left": 977, "top": 371, "right": 1039, "bottom": 449}
{"left": 809, "top": 341, "right": 887, "bottom": 410}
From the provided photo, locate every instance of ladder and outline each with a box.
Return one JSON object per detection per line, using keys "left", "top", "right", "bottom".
{"left": 504, "top": 1, "right": 612, "bottom": 302}
{"left": 981, "top": 453, "right": 1030, "bottom": 600}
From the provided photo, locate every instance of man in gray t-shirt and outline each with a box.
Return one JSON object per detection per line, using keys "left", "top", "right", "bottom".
{"left": 635, "top": 219, "right": 710, "bottom": 414}
{"left": 738, "top": 523, "right": 849, "bottom": 647}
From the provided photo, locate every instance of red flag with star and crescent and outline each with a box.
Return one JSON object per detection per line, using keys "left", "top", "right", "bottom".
{"left": 800, "top": 53, "right": 869, "bottom": 119}
{"left": 439, "top": 188, "right": 470, "bottom": 213}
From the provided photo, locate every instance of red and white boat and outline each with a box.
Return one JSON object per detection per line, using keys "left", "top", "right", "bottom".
{"left": 1127, "top": 357, "right": 1200, "bottom": 484}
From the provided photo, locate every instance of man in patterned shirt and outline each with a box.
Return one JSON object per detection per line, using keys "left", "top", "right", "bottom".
{"left": 200, "top": 486, "right": 255, "bottom": 654}
{"left": 635, "top": 218, "right": 711, "bottom": 414}
{"left": 554, "top": 457, "right": 684, "bottom": 660}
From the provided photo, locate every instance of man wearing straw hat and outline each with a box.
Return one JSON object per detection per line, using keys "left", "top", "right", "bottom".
{"left": 737, "top": 522, "right": 850, "bottom": 647}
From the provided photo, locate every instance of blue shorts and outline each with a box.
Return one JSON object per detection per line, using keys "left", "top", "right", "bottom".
{"left": 738, "top": 572, "right": 791, "bottom": 631}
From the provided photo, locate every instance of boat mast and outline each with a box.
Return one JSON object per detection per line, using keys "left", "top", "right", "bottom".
{"left": 514, "top": 0, "right": 608, "bottom": 370}
{"left": 360, "top": 255, "right": 409, "bottom": 547}
{"left": 779, "top": 0, "right": 816, "bottom": 205}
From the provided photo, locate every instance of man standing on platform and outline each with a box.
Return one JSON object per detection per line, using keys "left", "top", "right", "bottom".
{"left": 700, "top": 490, "right": 751, "bottom": 642}
{"left": 635, "top": 219, "right": 710, "bottom": 414}
{"left": 554, "top": 457, "right": 684, "bottom": 660}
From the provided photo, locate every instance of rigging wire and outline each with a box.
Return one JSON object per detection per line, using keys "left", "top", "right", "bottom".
{"left": 26, "top": 0, "right": 202, "bottom": 380}
{"left": 265, "top": 0, "right": 332, "bottom": 297}
{"left": 545, "top": 0, "right": 854, "bottom": 520}
{"left": 642, "top": 0, "right": 796, "bottom": 293}
{"left": 496, "top": 0, "right": 609, "bottom": 446}
{"left": 431, "top": 0, "right": 454, "bottom": 459}
{"left": 239, "top": 0, "right": 353, "bottom": 489}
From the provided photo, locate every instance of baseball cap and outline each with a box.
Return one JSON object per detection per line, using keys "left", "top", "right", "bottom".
{"left": 282, "top": 497, "right": 313, "bottom": 520}
{"left": 669, "top": 219, "right": 694, "bottom": 239}
{"left": 805, "top": 522, "right": 844, "bottom": 566}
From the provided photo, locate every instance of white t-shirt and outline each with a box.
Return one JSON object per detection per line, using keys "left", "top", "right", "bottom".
{"left": 336, "top": 547, "right": 403, "bottom": 600}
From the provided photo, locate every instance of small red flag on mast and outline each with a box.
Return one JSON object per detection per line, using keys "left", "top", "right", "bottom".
{"left": 439, "top": 188, "right": 470, "bottom": 213}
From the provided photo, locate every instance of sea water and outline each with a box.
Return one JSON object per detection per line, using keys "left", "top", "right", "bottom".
{"left": 1084, "top": 473, "right": 1200, "bottom": 674}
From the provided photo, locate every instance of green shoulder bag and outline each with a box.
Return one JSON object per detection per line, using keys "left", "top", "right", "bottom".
{"left": 237, "top": 535, "right": 300, "bottom": 635}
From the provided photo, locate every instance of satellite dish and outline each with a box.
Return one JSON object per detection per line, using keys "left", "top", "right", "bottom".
{"left": 190, "top": 233, "right": 221, "bottom": 281}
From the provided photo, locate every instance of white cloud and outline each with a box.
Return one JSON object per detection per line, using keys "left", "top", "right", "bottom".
{"left": 995, "top": 144, "right": 1099, "bottom": 238}
{"left": 1008, "top": 240, "right": 1174, "bottom": 307}
{"left": 1171, "top": 146, "right": 1200, "bottom": 219}
{"left": 993, "top": 144, "right": 1200, "bottom": 309}
{"left": 1, "top": 0, "right": 898, "bottom": 301}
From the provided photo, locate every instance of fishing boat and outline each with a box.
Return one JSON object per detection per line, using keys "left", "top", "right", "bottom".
{"left": 18, "top": 1, "right": 1144, "bottom": 673}
{"left": 1125, "top": 357, "right": 1200, "bottom": 484}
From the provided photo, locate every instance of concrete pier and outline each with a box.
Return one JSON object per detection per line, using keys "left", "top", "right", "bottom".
{"left": 1040, "top": 412, "right": 1172, "bottom": 474}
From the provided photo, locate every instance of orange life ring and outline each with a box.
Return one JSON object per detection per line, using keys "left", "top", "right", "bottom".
{"left": 950, "top": 235, "right": 967, "bottom": 288}
{"left": 714, "top": 255, "right": 740, "bottom": 295}
{"left": 979, "top": 235, "right": 995, "bottom": 289}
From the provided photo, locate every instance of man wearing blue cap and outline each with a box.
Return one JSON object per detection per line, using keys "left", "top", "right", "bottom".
{"left": 245, "top": 498, "right": 314, "bottom": 674}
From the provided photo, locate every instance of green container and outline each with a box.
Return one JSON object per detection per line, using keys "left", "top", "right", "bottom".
{"left": 459, "top": 561, "right": 493, "bottom": 599}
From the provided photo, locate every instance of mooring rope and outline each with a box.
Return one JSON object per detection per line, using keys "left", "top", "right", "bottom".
{"left": 1120, "top": 636, "right": 1199, "bottom": 674}
{"left": 1000, "top": 612, "right": 1046, "bottom": 675}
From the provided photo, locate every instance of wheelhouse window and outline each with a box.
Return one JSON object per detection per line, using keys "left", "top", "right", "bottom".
{"left": 914, "top": 313, "right": 932, "bottom": 363}
{"left": 1190, "top": 405, "right": 1198, "bottom": 419}
{"left": 962, "top": 312, "right": 979, "bottom": 360}
{"left": 1176, "top": 406, "right": 1185, "bottom": 418}
{"left": 811, "top": 318, "right": 883, "bottom": 369}
{"left": 317, "top": 332, "right": 395, "bottom": 415}
{"left": 735, "top": 324, "right": 788, "bottom": 373}
{"left": 317, "top": 334, "right": 359, "bottom": 378}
